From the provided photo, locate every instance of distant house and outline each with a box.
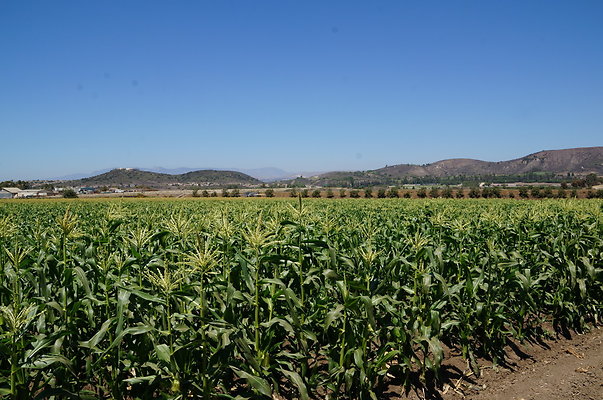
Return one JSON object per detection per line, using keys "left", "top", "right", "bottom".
{"left": 0, "top": 188, "right": 16, "bottom": 199}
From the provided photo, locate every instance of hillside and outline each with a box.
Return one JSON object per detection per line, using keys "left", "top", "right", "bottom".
{"left": 68, "top": 168, "right": 262, "bottom": 188}
{"left": 301, "top": 146, "right": 603, "bottom": 187}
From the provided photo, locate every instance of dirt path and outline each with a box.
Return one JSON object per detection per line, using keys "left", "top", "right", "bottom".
{"left": 464, "top": 327, "right": 603, "bottom": 400}
{"left": 387, "top": 326, "right": 603, "bottom": 400}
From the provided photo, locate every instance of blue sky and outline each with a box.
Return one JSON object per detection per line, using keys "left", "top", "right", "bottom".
{"left": 1, "top": 1, "right": 602, "bottom": 180}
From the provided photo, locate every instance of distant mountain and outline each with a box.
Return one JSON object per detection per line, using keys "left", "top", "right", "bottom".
{"left": 66, "top": 168, "right": 262, "bottom": 188}
{"left": 140, "top": 167, "right": 304, "bottom": 181}
{"left": 297, "top": 146, "right": 603, "bottom": 187}
{"left": 54, "top": 166, "right": 324, "bottom": 182}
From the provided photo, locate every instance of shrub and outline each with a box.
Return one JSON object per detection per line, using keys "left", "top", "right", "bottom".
{"left": 349, "top": 190, "right": 360, "bottom": 198}
{"left": 377, "top": 188, "right": 387, "bottom": 198}
{"left": 312, "top": 190, "right": 322, "bottom": 198}
{"left": 62, "top": 189, "right": 78, "bottom": 198}
{"left": 265, "top": 189, "right": 275, "bottom": 198}
{"left": 468, "top": 188, "right": 480, "bottom": 198}
{"left": 364, "top": 188, "right": 373, "bottom": 198}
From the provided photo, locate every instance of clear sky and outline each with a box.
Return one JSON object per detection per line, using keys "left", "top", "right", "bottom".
{"left": 1, "top": 1, "right": 602, "bottom": 180}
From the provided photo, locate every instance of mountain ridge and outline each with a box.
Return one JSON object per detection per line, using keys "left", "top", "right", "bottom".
{"left": 301, "top": 146, "right": 603, "bottom": 187}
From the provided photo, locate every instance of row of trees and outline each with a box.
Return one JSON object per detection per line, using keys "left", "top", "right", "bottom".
{"left": 285, "top": 187, "right": 603, "bottom": 199}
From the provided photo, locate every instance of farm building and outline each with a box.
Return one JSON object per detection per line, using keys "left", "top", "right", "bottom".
{"left": 15, "top": 189, "right": 48, "bottom": 198}
{"left": 0, "top": 187, "right": 22, "bottom": 198}
{"left": 0, "top": 189, "right": 15, "bottom": 199}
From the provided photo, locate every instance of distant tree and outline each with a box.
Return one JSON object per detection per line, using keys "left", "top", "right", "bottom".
{"left": 231, "top": 188, "right": 240, "bottom": 197}
{"left": 221, "top": 189, "right": 230, "bottom": 197}
{"left": 468, "top": 188, "right": 480, "bottom": 198}
{"left": 560, "top": 182, "right": 568, "bottom": 189}
{"left": 570, "top": 188, "right": 578, "bottom": 198}
{"left": 429, "top": 187, "right": 440, "bottom": 198}
{"left": 349, "top": 189, "right": 360, "bottom": 198}
{"left": 442, "top": 187, "right": 453, "bottom": 198}
{"left": 455, "top": 189, "right": 465, "bottom": 198}
{"left": 417, "top": 188, "right": 427, "bottom": 198}
{"left": 387, "top": 187, "right": 399, "bottom": 198}
{"left": 530, "top": 187, "right": 542, "bottom": 199}
{"left": 339, "top": 189, "right": 347, "bottom": 198}
{"left": 585, "top": 173, "right": 599, "bottom": 187}
{"left": 518, "top": 187, "right": 529, "bottom": 198}
{"left": 326, "top": 189, "right": 334, "bottom": 198}
{"left": 312, "top": 189, "right": 321, "bottom": 198}
{"left": 265, "top": 188, "right": 275, "bottom": 197}
{"left": 16, "top": 180, "right": 31, "bottom": 189}
{"left": 403, "top": 191, "right": 411, "bottom": 198}
{"left": 201, "top": 190, "right": 210, "bottom": 197}
{"left": 192, "top": 189, "right": 200, "bottom": 197}
{"left": 377, "top": 188, "right": 386, "bottom": 198}
{"left": 301, "top": 189, "right": 309, "bottom": 198}
{"left": 62, "top": 189, "right": 78, "bottom": 198}
{"left": 364, "top": 188, "right": 373, "bottom": 198}
{"left": 543, "top": 187, "right": 554, "bottom": 198}
{"left": 508, "top": 191, "right": 515, "bottom": 198}
{"left": 556, "top": 188, "right": 566, "bottom": 198}
{"left": 210, "top": 191, "right": 218, "bottom": 197}
{"left": 289, "top": 189, "right": 298, "bottom": 198}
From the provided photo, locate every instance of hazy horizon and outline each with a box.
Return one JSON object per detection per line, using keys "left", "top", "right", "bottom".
{"left": 2, "top": 1, "right": 602, "bottom": 180}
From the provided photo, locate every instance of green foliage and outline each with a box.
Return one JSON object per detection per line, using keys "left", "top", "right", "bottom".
{"left": 265, "top": 188, "right": 274, "bottom": 197}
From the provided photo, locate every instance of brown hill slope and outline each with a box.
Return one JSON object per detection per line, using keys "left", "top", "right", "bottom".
{"left": 305, "top": 146, "right": 603, "bottom": 187}
{"left": 379, "top": 147, "right": 603, "bottom": 177}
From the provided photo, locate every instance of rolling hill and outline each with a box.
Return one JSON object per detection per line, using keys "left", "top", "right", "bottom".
{"left": 67, "top": 168, "right": 262, "bottom": 188}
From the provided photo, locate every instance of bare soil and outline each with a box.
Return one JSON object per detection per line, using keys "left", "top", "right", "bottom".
{"left": 385, "top": 326, "right": 603, "bottom": 400}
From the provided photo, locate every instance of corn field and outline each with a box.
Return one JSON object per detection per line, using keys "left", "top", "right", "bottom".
{"left": 0, "top": 198, "right": 602, "bottom": 399}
